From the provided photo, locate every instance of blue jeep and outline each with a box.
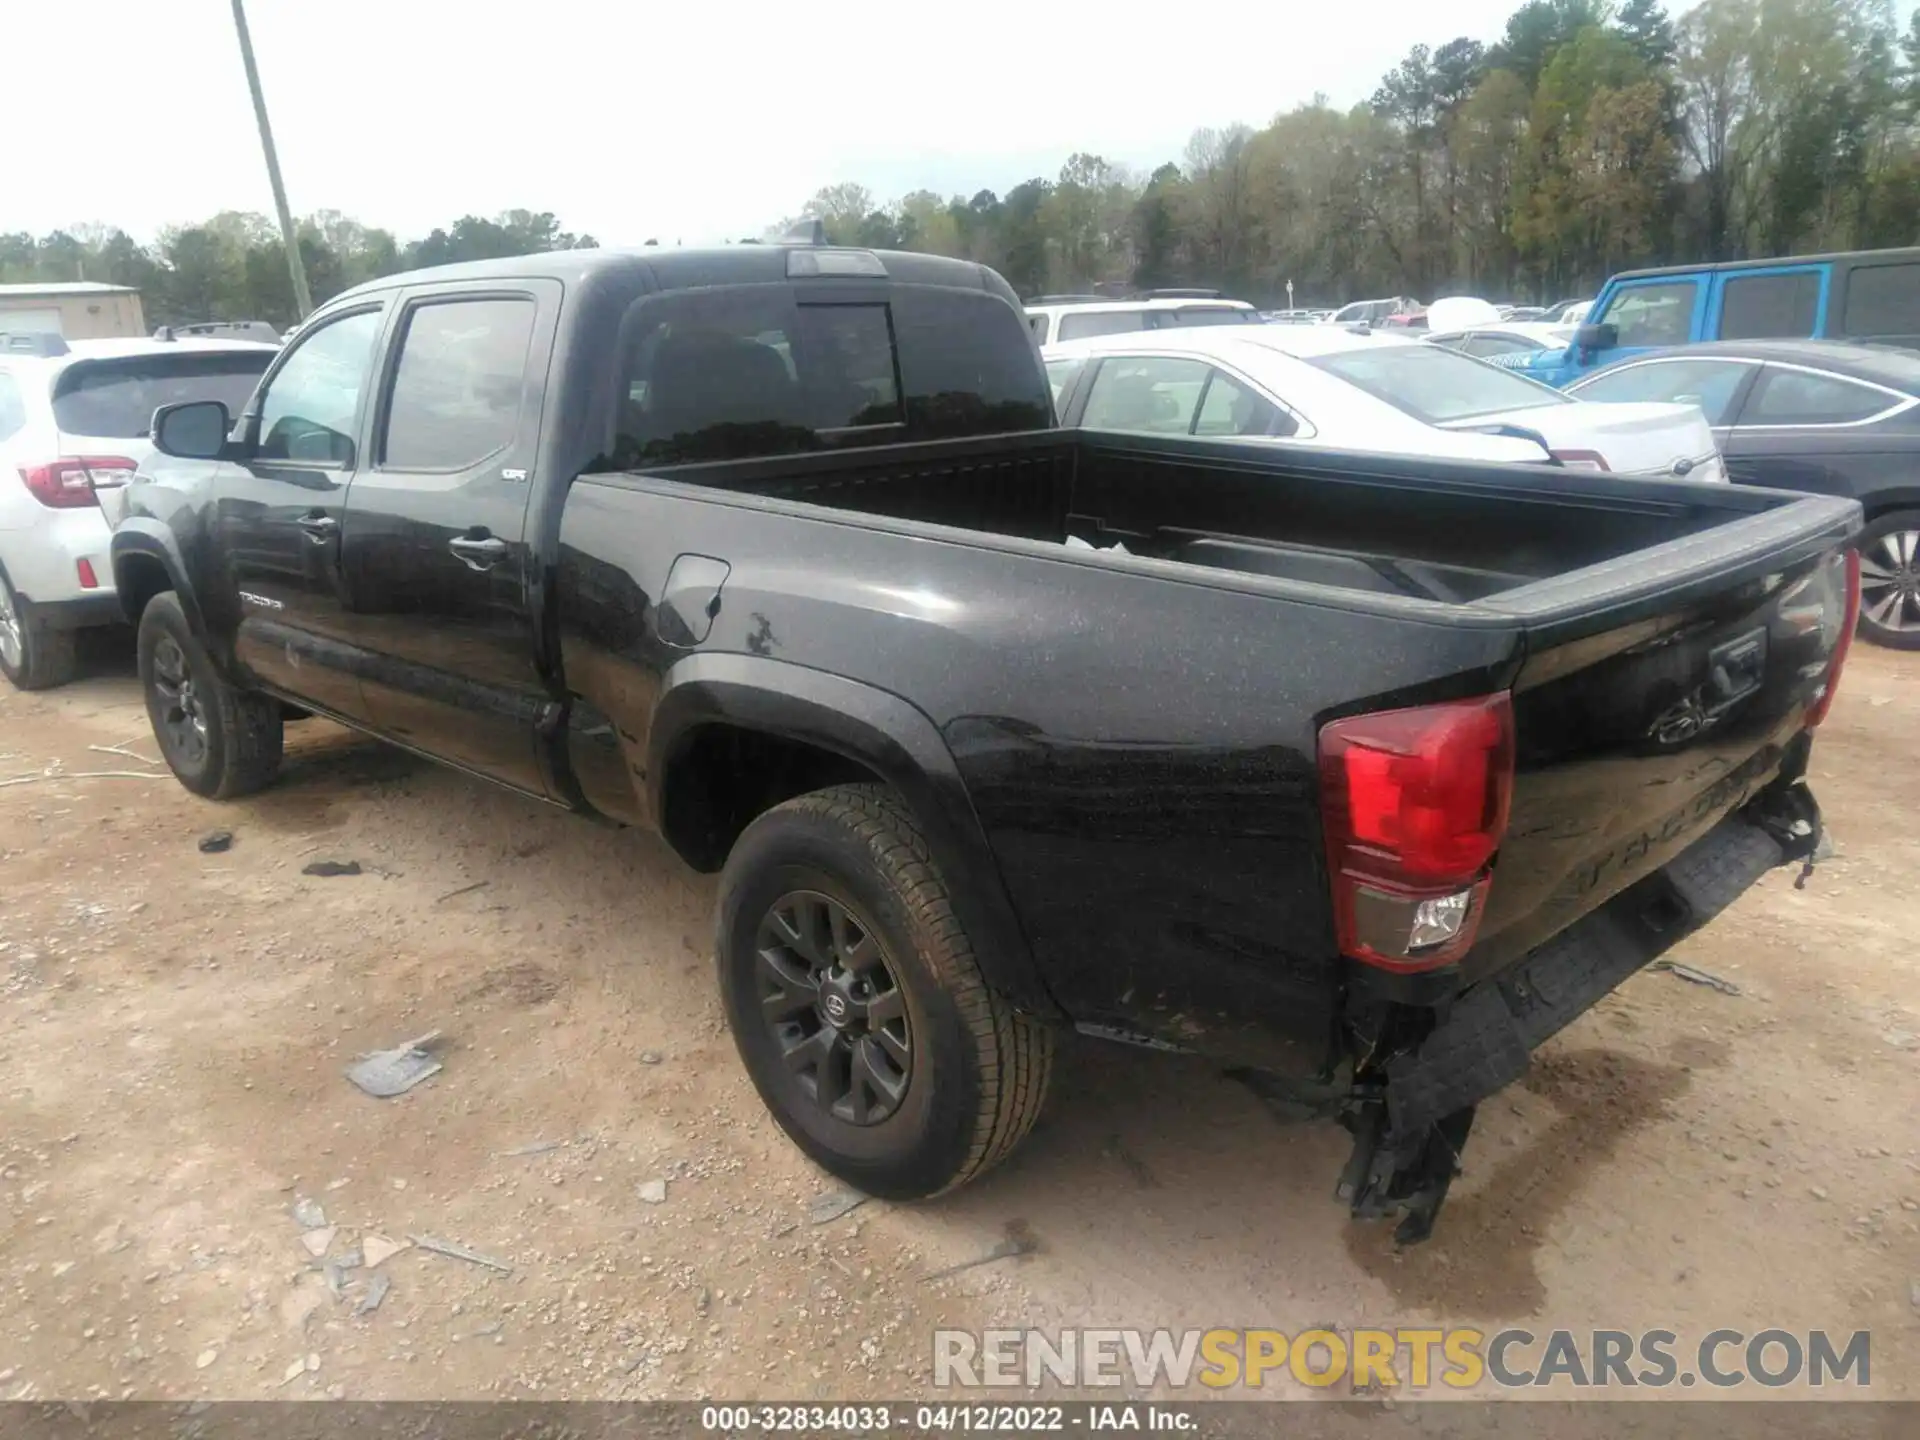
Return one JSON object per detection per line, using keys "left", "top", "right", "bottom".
{"left": 1504, "top": 247, "right": 1920, "bottom": 388}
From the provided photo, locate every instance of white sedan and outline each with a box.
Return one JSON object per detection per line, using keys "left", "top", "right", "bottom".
{"left": 1042, "top": 323, "right": 1726, "bottom": 481}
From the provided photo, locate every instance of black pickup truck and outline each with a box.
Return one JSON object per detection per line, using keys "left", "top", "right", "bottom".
{"left": 111, "top": 240, "right": 1861, "bottom": 1242}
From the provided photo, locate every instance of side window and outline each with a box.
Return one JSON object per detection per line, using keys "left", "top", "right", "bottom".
{"left": 1598, "top": 281, "right": 1697, "bottom": 348}
{"left": 0, "top": 370, "right": 25, "bottom": 442}
{"left": 1057, "top": 310, "right": 1148, "bottom": 342}
{"left": 381, "top": 297, "right": 536, "bottom": 471}
{"left": 1080, "top": 357, "right": 1211, "bottom": 434}
{"left": 256, "top": 308, "right": 384, "bottom": 465}
{"left": 1717, "top": 272, "right": 1819, "bottom": 340}
{"left": 1842, "top": 263, "right": 1920, "bottom": 338}
{"left": 1741, "top": 368, "right": 1892, "bottom": 426}
{"left": 1044, "top": 358, "right": 1085, "bottom": 411}
{"left": 1572, "top": 359, "right": 1754, "bottom": 425}
{"left": 1193, "top": 369, "right": 1292, "bottom": 438}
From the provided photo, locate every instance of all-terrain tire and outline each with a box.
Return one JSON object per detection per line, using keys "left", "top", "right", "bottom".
{"left": 137, "top": 591, "right": 284, "bottom": 798}
{"left": 717, "top": 783, "right": 1053, "bottom": 1200}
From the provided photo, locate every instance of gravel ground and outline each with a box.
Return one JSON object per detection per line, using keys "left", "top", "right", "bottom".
{"left": 0, "top": 641, "right": 1914, "bottom": 1406}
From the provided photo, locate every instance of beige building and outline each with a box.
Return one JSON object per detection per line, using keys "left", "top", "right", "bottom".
{"left": 0, "top": 281, "right": 147, "bottom": 340}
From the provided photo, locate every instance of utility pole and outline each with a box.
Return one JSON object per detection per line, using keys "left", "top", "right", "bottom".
{"left": 230, "top": 0, "right": 311, "bottom": 318}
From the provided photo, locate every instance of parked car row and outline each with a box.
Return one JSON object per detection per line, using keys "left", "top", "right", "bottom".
{"left": 1040, "top": 322, "right": 1724, "bottom": 481}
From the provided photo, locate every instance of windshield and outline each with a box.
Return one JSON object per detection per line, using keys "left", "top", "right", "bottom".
{"left": 1311, "top": 343, "right": 1569, "bottom": 423}
{"left": 53, "top": 351, "right": 273, "bottom": 439}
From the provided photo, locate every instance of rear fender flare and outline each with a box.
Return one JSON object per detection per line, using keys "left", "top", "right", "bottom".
{"left": 648, "top": 652, "right": 1058, "bottom": 1017}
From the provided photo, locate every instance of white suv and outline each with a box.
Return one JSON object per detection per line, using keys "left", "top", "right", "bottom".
{"left": 1023, "top": 293, "right": 1261, "bottom": 347}
{"left": 0, "top": 332, "right": 275, "bottom": 688}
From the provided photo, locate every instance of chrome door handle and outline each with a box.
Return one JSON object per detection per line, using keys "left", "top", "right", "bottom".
{"left": 297, "top": 513, "right": 337, "bottom": 543}
{"left": 448, "top": 534, "right": 508, "bottom": 571}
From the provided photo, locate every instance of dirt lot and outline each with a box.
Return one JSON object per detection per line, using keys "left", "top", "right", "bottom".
{"left": 1, "top": 643, "right": 1916, "bottom": 1405}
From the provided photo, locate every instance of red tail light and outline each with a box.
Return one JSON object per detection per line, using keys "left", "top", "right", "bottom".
{"left": 17, "top": 456, "right": 136, "bottom": 509}
{"left": 1806, "top": 548, "right": 1860, "bottom": 729}
{"left": 1318, "top": 693, "right": 1515, "bottom": 972}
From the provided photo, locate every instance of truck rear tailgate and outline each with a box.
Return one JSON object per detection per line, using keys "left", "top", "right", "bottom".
{"left": 1462, "top": 490, "right": 1860, "bottom": 983}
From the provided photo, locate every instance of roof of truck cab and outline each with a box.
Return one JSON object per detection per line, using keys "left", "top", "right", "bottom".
{"left": 323, "top": 245, "right": 1008, "bottom": 306}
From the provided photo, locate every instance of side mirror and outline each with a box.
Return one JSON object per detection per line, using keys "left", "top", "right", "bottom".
{"left": 1574, "top": 322, "right": 1618, "bottom": 352}
{"left": 151, "top": 400, "right": 231, "bottom": 460}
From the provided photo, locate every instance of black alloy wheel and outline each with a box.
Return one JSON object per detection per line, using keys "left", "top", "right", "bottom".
{"left": 148, "top": 631, "right": 211, "bottom": 772}
{"left": 756, "top": 890, "right": 913, "bottom": 1126}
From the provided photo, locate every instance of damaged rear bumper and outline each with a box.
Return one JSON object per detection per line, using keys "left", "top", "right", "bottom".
{"left": 1339, "top": 778, "right": 1821, "bottom": 1243}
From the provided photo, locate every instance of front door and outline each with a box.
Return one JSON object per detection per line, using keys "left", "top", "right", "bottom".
{"left": 215, "top": 303, "right": 389, "bottom": 721}
{"left": 1569, "top": 276, "right": 1705, "bottom": 381}
{"left": 339, "top": 282, "right": 558, "bottom": 797}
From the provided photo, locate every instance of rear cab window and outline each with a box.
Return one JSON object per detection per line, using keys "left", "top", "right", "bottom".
{"left": 604, "top": 283, "right": 1047, "bottom": 468}
{"left": 51, "top": 349, "right": 274, "bottom": 440}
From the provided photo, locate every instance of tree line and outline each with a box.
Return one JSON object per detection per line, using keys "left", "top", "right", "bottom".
{"left": 792, "top": 0, "right": 1920, "bottom": 304}
{"left": 4, "top": 0, "right": 1917, "bottom": 322}
{"left": 0, "top": 210, "right": 596, "bottom": 331}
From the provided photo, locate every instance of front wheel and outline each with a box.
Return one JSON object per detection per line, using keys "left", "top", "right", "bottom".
{"left": 137, "top": 592, "right": 284, "bottom": 798}
{"left": 717, "top": 784, "right": 1054, "bottom": 1200}
{"left": 1858, "top": 509, "right": 1920, "bottom": 650}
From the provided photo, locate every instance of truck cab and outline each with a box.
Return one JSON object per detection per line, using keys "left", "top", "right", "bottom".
{"left": 1507, "top": 247, "right": 1920, "bottom": 388}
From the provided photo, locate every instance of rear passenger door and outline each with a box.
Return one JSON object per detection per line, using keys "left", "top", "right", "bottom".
{"left": 339, "top": 280, "right": 560, "bottom": 797}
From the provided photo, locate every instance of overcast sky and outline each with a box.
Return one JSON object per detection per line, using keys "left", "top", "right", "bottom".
{"left": 11, "top": 0, "right": 1521, "bottom": 247}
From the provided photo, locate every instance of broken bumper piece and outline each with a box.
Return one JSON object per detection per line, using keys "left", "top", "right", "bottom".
{"left": 1340, "top": 781, "right": 1820, "bottom": 1245}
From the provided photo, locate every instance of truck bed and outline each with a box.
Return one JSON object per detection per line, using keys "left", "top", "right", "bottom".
{"left": 565, "top": 431, "right": 1855, "bottom": 1074}
{"left": 613, "top": 428, "right": 1847, "bottom": 614}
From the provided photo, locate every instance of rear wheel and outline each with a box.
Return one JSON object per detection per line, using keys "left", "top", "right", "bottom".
{"left": 1858, "top": 509, "right": 1920, "bottom": 650}
{"left": 717, "top": 784, "right": 1053, "bottom": 1200}
{"left": 0, "top": 571, "right": 78, "bottom": 691}
{"left": 137, "top": 592, "right": 284, "bottom": 798}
